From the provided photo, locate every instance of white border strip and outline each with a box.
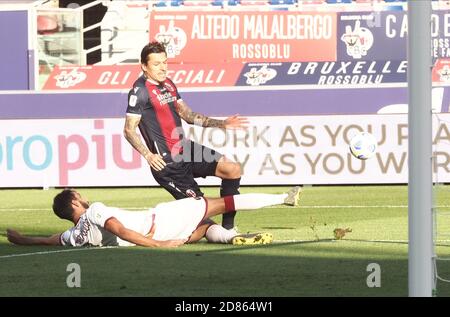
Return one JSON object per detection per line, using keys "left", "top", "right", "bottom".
{"left": 0, "top": 82, "right": 414, "bottom": 94}
{"left": 1, "top": 83, "right": 450, "bottom": 94}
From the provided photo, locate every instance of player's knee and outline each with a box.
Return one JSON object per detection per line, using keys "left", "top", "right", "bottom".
{"left": 227, "top": 162, "right": 241, "bottom": 179}
{"left": 216, "top": 159, "right": 242, "bottom": 179}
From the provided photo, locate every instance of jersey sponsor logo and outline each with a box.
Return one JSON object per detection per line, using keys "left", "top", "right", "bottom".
{"left": 151, "top": 89, "right": 177, "bottom": 105}
{"left": 129, "top": 95, "right": 137, "bottom": 107}
{"left": 74, "top": 218, "right": 90, "bottom": 245}
{"left": 244, "top": 65, "right": 277, "bottom": 86}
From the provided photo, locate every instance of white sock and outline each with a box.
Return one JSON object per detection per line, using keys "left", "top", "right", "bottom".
{"left": 205, "top": 224, "right": 236, "bottom": 244}
{"left": 232, "top": 193, "right": 287, "bottom": 210}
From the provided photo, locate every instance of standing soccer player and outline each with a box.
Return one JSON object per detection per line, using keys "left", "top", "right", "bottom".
{"left": 123, "top": 41, "right": 248, "bottom": 230}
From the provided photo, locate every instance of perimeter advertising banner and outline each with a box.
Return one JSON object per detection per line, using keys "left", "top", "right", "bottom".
{"left": 42, "top": 9, "right": 450, "bottom": 89}
{"left": 43, "top": 59, "right": 450, "bottom": 89}
{"left": 148, "top": 11, "right": 337, "bottom": 63}
{"left": 236, "top": 60, "right": 408, "bottom": 86}
{"left": 1, "top": 114, "right": 450, "bottom": 187}
{"left": 43, "top": 63, "right": 244, "bottom": 89}
{"left": 337, "top": 11, "right": 450, "bottom": 61}
{"left": 44, "top": 59, "right": 450, "bottom": 89}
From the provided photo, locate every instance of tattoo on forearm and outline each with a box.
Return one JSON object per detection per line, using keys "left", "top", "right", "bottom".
{"left": 177, "top": 101, "right": 225, "bottom": 128}
{"left": 125, "top": 119, "right": 151, "bottom": 158}
{"left": 127, "top": 132, "right": 151, "bottom": 158}
{"left": 203, "top": 117, "right": 225, "bottom": 128}
{"left": 186, "top": 111, "right": 224, "bottom": 128}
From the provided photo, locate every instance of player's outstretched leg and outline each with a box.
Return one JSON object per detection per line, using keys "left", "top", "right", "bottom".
{"left": 203, "top": 186, "right": 302, "bottom": 245}
{"left": 203, "top": 186, "right": 303, "bottom": 223}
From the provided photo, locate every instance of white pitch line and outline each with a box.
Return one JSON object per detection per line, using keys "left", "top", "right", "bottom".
{"left": 2, "top": 239, "right": 450, "bottom": 259}
{"left": 0, "top": 246, "right": 119, "bottom": 259}
{"left": 6, "top": 205, "right": 450, "bottom": 212}
{"left": 0, "top": 205, "right": 410, "bottom": 211}
{"left": 0, "top": 205, "right": 450, "bottom": 212}
{"left": 265, "top": 205, "right": 409, "bottom": 209}
{"left": 288, "top": 205, "right": 409, "bottom": 209}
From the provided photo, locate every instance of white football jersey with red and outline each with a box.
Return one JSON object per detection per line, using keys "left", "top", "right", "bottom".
{"left": 60, "top": 202, "right": 154, "bottom": 247}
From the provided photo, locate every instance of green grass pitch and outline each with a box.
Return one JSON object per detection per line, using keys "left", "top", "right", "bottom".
{"left": 1, "top": 185, "right": 450, "bottom": 297}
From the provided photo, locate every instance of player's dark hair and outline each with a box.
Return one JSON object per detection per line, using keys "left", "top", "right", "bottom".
{"left": 52, "top": 189, "right": 77, "bottom": 221}
{"left": 140, "top": 41, "right": 167, "bottom": 64}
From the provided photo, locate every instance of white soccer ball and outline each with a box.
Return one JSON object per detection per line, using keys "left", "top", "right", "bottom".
{"left": 349, "top": 132, "right": 377, "bottom": 160}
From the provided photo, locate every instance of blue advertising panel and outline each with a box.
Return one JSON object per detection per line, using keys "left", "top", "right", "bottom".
{"left": 2, "top": 86, "right": 449, "bottom": 118}
{"left": 0, "top": 10, "right": 29, "bottom": 90}
{"left": 236, "top": 60, "right": 407, "bottom": 86}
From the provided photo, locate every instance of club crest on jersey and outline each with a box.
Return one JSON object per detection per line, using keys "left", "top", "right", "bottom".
{"left": 186, "top": 189, "right": 197, "bottom": 198}
{"left": 164, "top": 82, "right": 175, "bottom": 92}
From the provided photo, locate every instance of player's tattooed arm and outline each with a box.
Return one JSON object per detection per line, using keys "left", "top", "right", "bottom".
{"left": 123, "top": 115, "right": 166, "bottom": 171}
{"left": 123, "top": 115, "right": 151, "bottom": 157}
{"left": 176, "top": 100, "right": 225, "bottom": 128}
{"left": 176, "top": 100, "right": 250, "bottom": 130}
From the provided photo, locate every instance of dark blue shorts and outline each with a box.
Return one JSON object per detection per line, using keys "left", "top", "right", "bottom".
{"left": 151, "top": 141, "right": 223, "bottom": 200}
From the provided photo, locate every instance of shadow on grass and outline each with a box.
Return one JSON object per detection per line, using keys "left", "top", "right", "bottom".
{"left": 0, "top": 240, "right": 419, "bottom": 297}
{"left": 341, "top": 238, "right": 450, "bottom": 249}
{"left": 342, "top": 238, "right": 408, "bottom": 246}
{"left": 190, "top": 239, "right": 336, "bottom": 254}
{"left": 1, "top": 238, "right": 450, "bottom": 297}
